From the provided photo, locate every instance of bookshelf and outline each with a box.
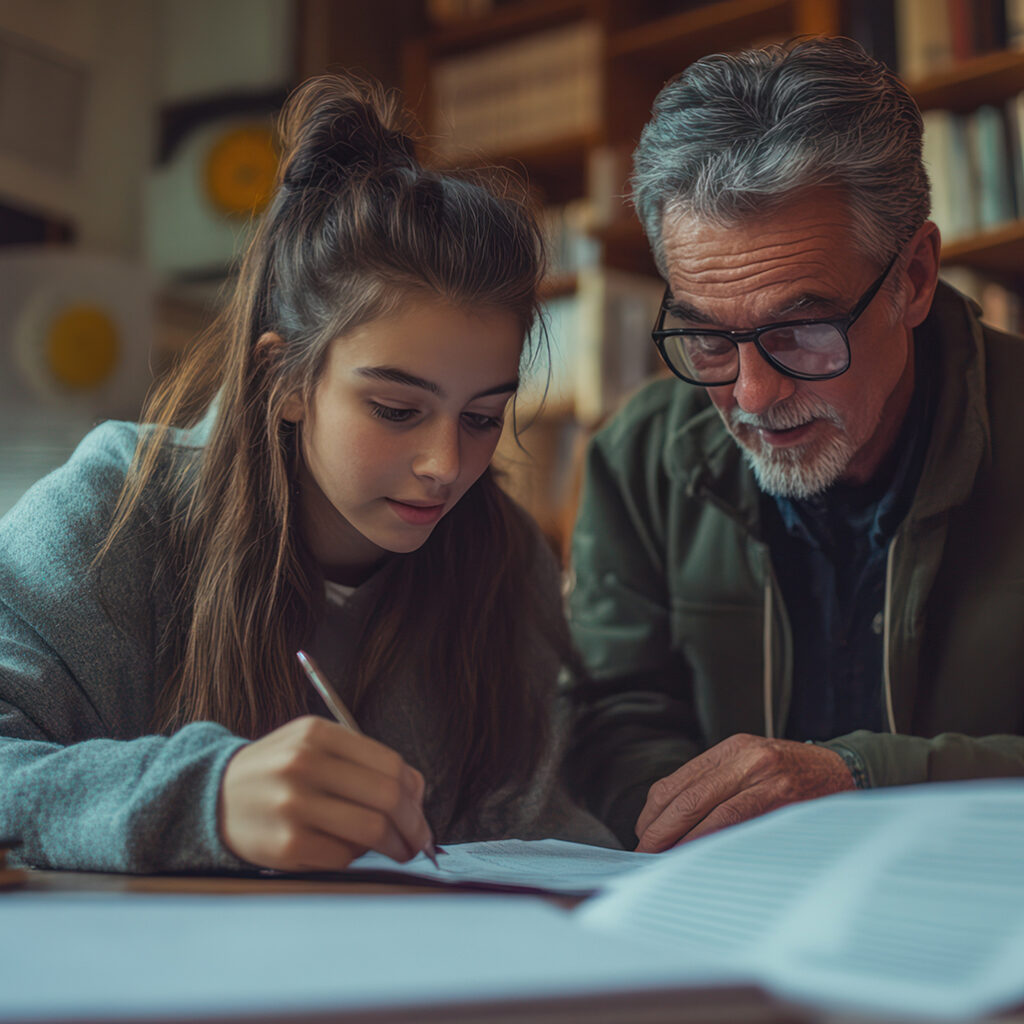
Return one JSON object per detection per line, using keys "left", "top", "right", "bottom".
{"left": 402, "top": 0, "right": 843, "bottom": 552}
{"left": 905, "top": 50, "right": 1024, "bottom": 291}
{"left": 399, "top": 0, "right": 1024, "bottom": 549}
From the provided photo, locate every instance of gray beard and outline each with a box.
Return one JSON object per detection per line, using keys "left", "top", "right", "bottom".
{"left": 727, "top": 395, "right": 854, "bottom": 500}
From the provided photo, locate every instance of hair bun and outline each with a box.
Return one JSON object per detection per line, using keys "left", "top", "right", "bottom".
{"left": 277, "top": 74, "right": 418, "bottom": 190}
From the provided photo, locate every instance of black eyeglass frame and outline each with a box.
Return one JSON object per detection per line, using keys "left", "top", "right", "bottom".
{"left": 651, "top": 252, "right": 900, "bottom": 387}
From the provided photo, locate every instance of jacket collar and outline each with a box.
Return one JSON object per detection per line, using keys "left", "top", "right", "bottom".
{"left": 662, "top": 281, "right": 990, "bottom": 528}
{"left": 909, "top": 281, "right": 989, "bottom": 520}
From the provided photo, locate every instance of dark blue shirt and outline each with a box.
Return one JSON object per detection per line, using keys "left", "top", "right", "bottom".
{"left": 765, "top": 349, "right": 933, "bottom": 742}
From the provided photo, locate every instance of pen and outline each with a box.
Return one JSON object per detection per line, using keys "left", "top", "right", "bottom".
{"left": 295, "top": 650, "right": 441, "bottom": 868}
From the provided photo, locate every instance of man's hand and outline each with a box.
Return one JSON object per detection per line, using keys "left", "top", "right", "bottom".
{"left": 634, "top": 733, "right": 856, "bottom": 852}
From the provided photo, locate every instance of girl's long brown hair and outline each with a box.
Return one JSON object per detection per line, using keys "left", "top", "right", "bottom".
{"left": 99, "top": 74, "right": 562, "bottom": 831}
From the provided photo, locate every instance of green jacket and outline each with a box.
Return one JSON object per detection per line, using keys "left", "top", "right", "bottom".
{"left": 567, "top": 282, "right": 1024, "bottom": 847}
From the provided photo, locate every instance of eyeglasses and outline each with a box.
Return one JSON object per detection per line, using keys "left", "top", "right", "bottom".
{"left": 651, "top": 253, "right": 899, "bottom": 387}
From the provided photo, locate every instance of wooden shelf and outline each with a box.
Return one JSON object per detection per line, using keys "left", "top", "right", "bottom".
{"left": 416, "top": 0, "right": 595, "bottom": 56}
{"left": 609, "top": 0, "right": 838, "bottom": 65}
{"left": 428, "top": 131, "right": 598, "bottom": 204}
{"left": 911, "top": 50, "right": 1024, "bottom": 114}
{"left": 942, "top": 220, "right": 1024, "bottom": 281}
{"left": 609, "top": 0, "right": 792, "bottom": 65}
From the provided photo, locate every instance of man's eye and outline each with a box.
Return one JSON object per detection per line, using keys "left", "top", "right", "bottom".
{"left": 462, "top": 412, "right": 502, "bottom": 431}
{"left": 369, "top": 403, "right": 416, "bottom": 423}
{"left": 693, "top": 334, "right": 732, "bottom": 356}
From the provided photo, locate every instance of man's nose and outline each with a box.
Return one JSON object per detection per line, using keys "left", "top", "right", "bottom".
{"left": 731, "top": 344, "right": 796, "bottom": 415}
{"left": 412, "top": 419, "right": 460, "bottom": 486}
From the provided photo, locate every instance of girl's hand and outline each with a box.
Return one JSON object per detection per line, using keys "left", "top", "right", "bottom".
{"left": 219, "top": 715, "right": 434, "bottom": 871}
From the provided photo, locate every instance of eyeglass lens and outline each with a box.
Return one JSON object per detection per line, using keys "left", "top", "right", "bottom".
{"left": 662, "top": 323, "right": 850, "bottom": 384}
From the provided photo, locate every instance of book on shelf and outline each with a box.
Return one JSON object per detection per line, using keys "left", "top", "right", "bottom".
{"left": 923, "top": 108, "right": 956, "bottom": 237}
{"left": 431, "top": 20, "right": 601, "bottom": 160}
{"left": 586, "top": 143, "right": 638, "bottom": 231}
{"left": 897, "top": 0, "right": 953, "bottom": 80}
{"left": 844, "top": 0, "right": 899, "bottom": 75}
{"left": 922, "top": 96, "right": 1024, "bottom": 242}
{"left": 896, "top": 0, "right": 1009, "bottom": 80}
{"left": 574, "top": 266, "right": 664, "bottom": 424}
{"left": 520, "top": 264, "right": 663, "bottom": 424}
{"left": 539, "top": 199, "right": 601, "bottom": 278}
{"left": 522, "top": 290, "right": 579, "bottom": 412}
{"left": 972, "top": 103, "right": 1016, "bottom": 227}
{"left": 1010, "top": 0, "right": 1024, "bottom": 46}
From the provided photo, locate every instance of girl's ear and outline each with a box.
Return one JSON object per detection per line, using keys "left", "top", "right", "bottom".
{"left": 255, "top": 332, "right": 305, "bottom": 423}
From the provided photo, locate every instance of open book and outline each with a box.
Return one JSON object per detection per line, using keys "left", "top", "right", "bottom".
{"left": 3, "top": 780, "right": 1022, "bottom": 1022}
{"left": 348, "top": 778, "right": 1024, "bottom": 1018}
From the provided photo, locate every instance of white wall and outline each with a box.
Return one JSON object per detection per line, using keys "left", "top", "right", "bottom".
{"left": 0, "top": 0, "right": 157, "bottom": 257}
{"left": 0, "top": 0, "right": 293, "bottom": 258}
{"left": 156, "top": 0, "right": 293, "bottom": 104}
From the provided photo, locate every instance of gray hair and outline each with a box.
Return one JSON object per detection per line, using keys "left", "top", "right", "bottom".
{"left": 632, "top": 37, "right": 930, "bottom": 277}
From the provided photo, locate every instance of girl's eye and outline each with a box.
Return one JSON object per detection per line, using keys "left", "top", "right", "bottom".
{"left": 462, "top": 412, "right": 502, "bottom": 432}
{"left": 369, "top": 402, "right": 416, "bottom": 423}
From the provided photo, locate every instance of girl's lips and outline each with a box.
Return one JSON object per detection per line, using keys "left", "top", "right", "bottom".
{"left": 386, "top": 498, "right": 445, "bottom": 525}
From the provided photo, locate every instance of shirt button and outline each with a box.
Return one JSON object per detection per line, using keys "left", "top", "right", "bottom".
{"left": 871, "top": 611, "right": 884, "bottom": 635}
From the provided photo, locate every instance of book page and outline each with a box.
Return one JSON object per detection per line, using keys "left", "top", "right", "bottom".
{"left": 577, "top": 780, "right": 1024, "bottom": 1020}
{"left": 348, "top": 838, "right": 655, "bottom": 895}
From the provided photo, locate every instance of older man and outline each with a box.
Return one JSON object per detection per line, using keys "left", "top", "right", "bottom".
{"left": 567, "top": 37, "right": 1024, "bottom": 852}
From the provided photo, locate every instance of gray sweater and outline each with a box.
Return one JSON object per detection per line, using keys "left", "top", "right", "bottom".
{"left": 0, "top": 422, "right": 615, "bottom": 871}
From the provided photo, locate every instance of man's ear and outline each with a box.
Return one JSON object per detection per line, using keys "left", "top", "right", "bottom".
{"left": 255, "top": 332, "right": 305, "bottom": 423}
{"left": 900, "top": 220, "right": 941, "bottom": 331}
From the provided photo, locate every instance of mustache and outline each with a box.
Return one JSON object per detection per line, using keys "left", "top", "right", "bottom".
{"left": 729, "top": 395, "right": 844, "bottom": 433}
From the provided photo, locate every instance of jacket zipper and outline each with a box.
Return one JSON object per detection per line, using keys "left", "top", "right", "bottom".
{"left": 882, "top": 536, "right": 898, "bottom": 733}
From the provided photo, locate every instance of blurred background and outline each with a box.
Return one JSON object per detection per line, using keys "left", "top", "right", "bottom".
{"left": 2, "top": 0, "right": 1023, "bottom": 558}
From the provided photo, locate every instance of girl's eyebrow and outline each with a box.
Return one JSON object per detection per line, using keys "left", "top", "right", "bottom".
{"left": 354, "top": 365, "right": 519, "bottom": 399}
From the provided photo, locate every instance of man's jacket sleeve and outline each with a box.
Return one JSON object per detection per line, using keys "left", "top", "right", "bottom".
{"left": 823, "top": 731, "right": 1024, "bottom": 788}
{"left": 565, "top": 421, "right": 702, "bottom": 849}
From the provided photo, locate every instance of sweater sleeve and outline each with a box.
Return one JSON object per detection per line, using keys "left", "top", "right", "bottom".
{"left": 0, "top": 422, "right": 249, "bottom": 872}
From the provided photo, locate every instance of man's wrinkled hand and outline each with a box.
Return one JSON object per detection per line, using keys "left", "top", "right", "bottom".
{"left": 634, "top": 733, "right": 856, "bottom": 852}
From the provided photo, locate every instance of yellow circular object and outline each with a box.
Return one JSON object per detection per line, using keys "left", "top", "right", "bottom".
{"left": 45, "top": 305, "right": 120, "bottom": 391}
{"left": 204, "top": 125, "right": 278, "bottom": 217}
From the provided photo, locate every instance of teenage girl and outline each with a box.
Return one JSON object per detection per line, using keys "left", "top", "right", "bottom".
{"left": 0, "top": 75, "right": 615, "bottom": 873}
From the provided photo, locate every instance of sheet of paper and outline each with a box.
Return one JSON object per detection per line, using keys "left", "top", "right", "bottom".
{"left": 348, "top": 837, "right": 655, "bottom": 894}
{"left": 578, "top": 779, "right": 1024, "bottom": 1020}
{"left": 0, "top": 892, "right": 741, "bottom": 1022}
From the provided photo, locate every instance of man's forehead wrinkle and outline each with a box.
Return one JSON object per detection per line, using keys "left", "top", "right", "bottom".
{"left": 664, "top": 248, "right": 850, "bottom": 328}
{"left": 667, "top": 234, "right": 839, "bottom": 272}
{"left": 668, "top": 254, "right": 842, "bottom": 302}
